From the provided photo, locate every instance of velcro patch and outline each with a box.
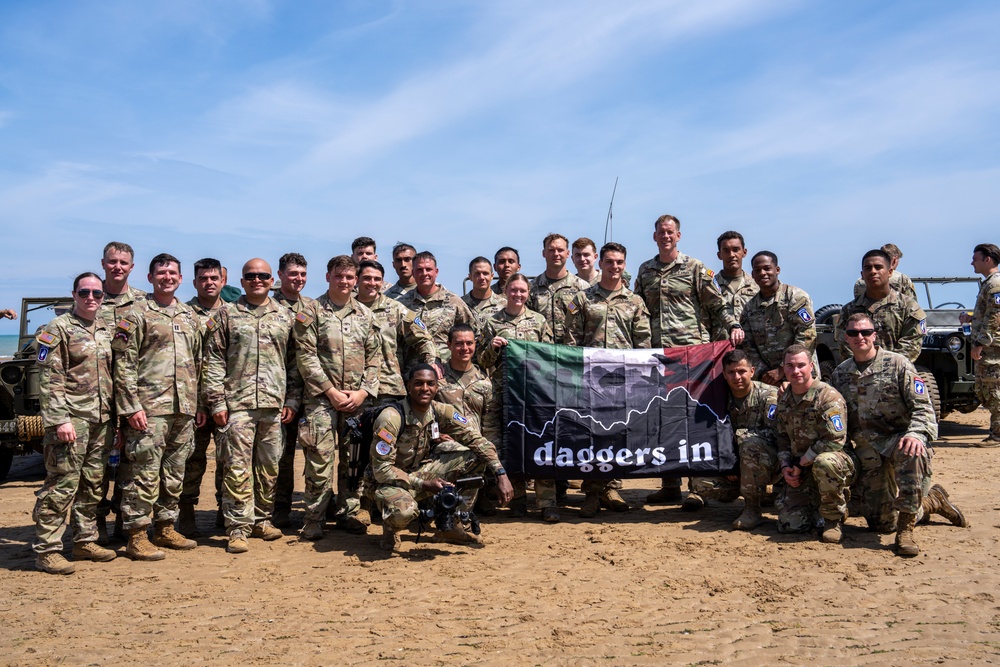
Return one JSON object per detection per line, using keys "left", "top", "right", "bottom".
{"left": 206, "top": 316, "right": 218, "bottom": 331}
{"left": 453, "top": 411, "right": 469, "bottom": 425}
{"left": 414, "top": 316, "right": 426, "bottom": 330}
{"left": 705, "top": 268, "right": 715, "bottom": 278}
{"left": 994, "top": 293, "right": 1000, "bottom": 306}
{"left": 377, "top": 428, "right": 396, "bottom": 445}
{"left": 37, "top": 332, "right": 56, "bottom": 345}
{"left": 797, "top": 307, "right": 812, "bottom": 323}
{"left": 829, "top": 412, "right": 845, "bottom": 432}
{"left": 767, "top": 404, "right": 777, "bottom": 420}
{"left": 914, "top": 378, "right": 926, "bottom": 395}
{"left": 116, "top": 319, "right": 134, "bottom": 332}
{"left": 919, "top": 319, "right": 926, "bottom": 334}
{"left": 566, "top": 301, "right": 577, "bottom": 313}
{"left": 375, "top": 441, "right": 392, "bottom": 456}
{"left": 37, "top": 346, "right": 49, "bottom": 362}
{"left": 295, "top": 312, "right": 313, "bottom": 327}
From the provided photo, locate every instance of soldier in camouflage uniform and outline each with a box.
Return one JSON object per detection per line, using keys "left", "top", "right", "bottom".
{"left": 398, "top": 251, "right": 478, "bottom": 362}
{"left": 351, "top": 236, "right": 378, "bottom": 263}
{"left": 366, "top": 365, "right": 514, "bottom": 551}
{"left": 32, "top": 273, "right": 118, "bottom": 574}
{"left": 272, "top": 252, "right": 316, "bottom": 527}
{"left": 564, "top": 242, "right": 650, "bottom": 518}
{"left": 740, "top": 251, "right": 817, "bottom": 385}
{"left": 294, "top": 255, "right": 381, "bottom": 540}
{"left": 713, "top": 231, "right": 758, "bottom": 331}
{"left": 202, "top": 259, "right": 302, "bottom": 553}
{"left": 831, "top": 312, "right": 967, "bottom": 557}
{"left": 491, "top": 247, "right": 522, "bottom": 295}
{"left": 774, "top": 344, "right": 856, "bottom": 543}
{"left": 461, "top": 257, "right": 506, "bottom": 324}
{"left": 384, "top": 243, "right": 418, "bottom": 302}
{"left": 357, "top": 260, "right": 438, "bottom": 402}
{"left": 853, "top": 243, "right": 917, "bottom": 300}
{"left": 687, "top": 350, "right": 779, "bottom": 529}
{"left": 967, "top": 243, "right": 1000, "bottom": 445}
{"left": 178, "top": 258, "right": 227, "bottom": 538}
{"left": 114, "top": 253, "right": 202, "bottom": 560}
{"left": 633, "top": 215, "right": 744, "bottom": 503}
{"left": 836, "top": 249, "right": 926, "bottom": 364}
{"left": 572, "top": 237, "right": 601, "bottom": 286}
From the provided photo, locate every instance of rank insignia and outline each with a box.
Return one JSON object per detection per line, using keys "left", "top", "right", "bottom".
{"left": 914, "top": 378, "right": 926, "bottom": 395}
{"left": 797, "top": 307, "right": 812, "bottom": 323}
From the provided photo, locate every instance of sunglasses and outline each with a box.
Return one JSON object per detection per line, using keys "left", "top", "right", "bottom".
{"left": 76, "top": 289, "right": 105, "bottom": 299}
{"left": 243, "top": 272, "right": 273, "bottom": 281}
{"left": 845, "top": 328, "right": 876, "bottom": 338}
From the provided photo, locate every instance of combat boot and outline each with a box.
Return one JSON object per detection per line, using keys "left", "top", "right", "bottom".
{"left": 600, "top": 489, "right": 630, "bottom": 512}
{"left": 819, "top": 521, "right": 843, "bottom": 544}
{"left": 920, "top": 484, "right": 969, "bottom": 527}
{"left": 732, "top": 505, "right": 763, "bottom": 531}
{"left": 508, "top": 497, "right": 528, "bottom": 518}
{"left": 645, "top": 485, "right": 683, "bottom": 504}
{"left": 35, "top": 552, "right": 76, "bottom": 575}
{"left": 379, "top": 525, "right": 400, "bottom": 552}
{"left": 579, "top": 493, "right": 601, "bottom": 518}
{"left": 227, "top": 528, "right": 249, "bottom": 554}
{"left": 681, "top": 493, "right": 705, "bottom": 512}
{"left": 433, "top": 524, "right": 483, "bottom": 546}
{"left": 151, "top": 520, "right": 197, "bottom": 550}
{"left": 95, "top": 515, "right": 110, "bottom": 546}
{"left": 251, "top": 520, "right": 282, "bottom": 541}
{"left": 541, "top": 507, "right": 560, "bottom": 523}
{"left": 72, "top": 541, "right": 117, "bottom": 562}
{"left": 895, "top": 511, "right": 919, "bottom": 557}
{"left": 272, "top": 504, "right": 292, "bottom": 528}
{"left": 977, "top": 434, "right": 1000, "bottom": 448}
{"left": 335, "top": 514, "right": 369, "bottom": 535}
{"left": 126, "top": 527, "right": 166, "bottom": 561}
{"left": 177, "top": 503, "right": 201, "bottom": 538}
{"left": 301, "top": 520, "right": 323, "bottom": 541}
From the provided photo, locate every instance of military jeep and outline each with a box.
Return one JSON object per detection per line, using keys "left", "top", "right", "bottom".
{"left": 814, "top": 276, "right": 982, "bottom": 421}
{"left": 0, "top": 297, "right": 74, "bottom": 482}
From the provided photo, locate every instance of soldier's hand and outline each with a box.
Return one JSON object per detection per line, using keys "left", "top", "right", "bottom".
{"left": 325, "top": 387, "right": 346, "bottom": 407}
{"left": 339, "top": 390, "right": 367, "bottom": 412}
{"left": 496, "top": 474, "right": 514, "bottom": 506}
{"left": 972, "top": 345, "right": 983, "bottom": 361}
{"left": 195, "top": 412, "right": 207, "bottom": 428}
{"left": 55, "top": 422, "right": 76, "bottom": 443}
{"left": 421, "top": 477, "right": 448, "bottom": 493}
{"left": 761, "top": 369, "right": 783, "bottom": 386}
{"left": 0, "top": 308, "right": 17, "bottom": 320}
{"left": 213, "top": 411, "right": 229, "bottom": 427}
{"left": 782, "top": 464, "right": 801, "bottom": 488}
{"left": 729, "top": 327, "right": 745, "bottom": 346}
{"left": 127, "top": 410, "right": 148, "bottom": 431}
{"left": 491, "top": 336, "right": 509, "bottom": 349}
{"left": 898, "top": 436, "right": 926, "bottom": 457}
{"left": 280, "top": 407, "right": 295, "bottom": 424}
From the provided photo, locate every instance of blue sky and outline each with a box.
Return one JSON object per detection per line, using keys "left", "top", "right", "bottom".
{"left": 1, "top": 0, "right": 998, "bottom": 334}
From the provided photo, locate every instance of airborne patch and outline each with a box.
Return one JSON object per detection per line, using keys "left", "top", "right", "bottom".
{"left": 797, "top": 307, "right": 813, "bottom": 323}
{"left": 994, "top": 293, "right": 1000, "bottom": 306}
{"left": 919, "top": 319, "right": 927, "bottom": 334}
{"left": 37, "top": 332, "right": 56, "bottom": 345}
{"left": 829, "top": 413, "right": 845, "bottom": 432}
{"left": 914, "top": 377, "right": 926, "bottom": 395}
{"left": 414, "top": 316, "right": 426, "bottom": 330}
{"left": 453, "top": 411, "right": 469, "bottom": 425}
{"left": 37, "top": 346, "right": 49, "bottom": 362}
{"left": 767, "top": 404, "right": 777, "bottom": 420}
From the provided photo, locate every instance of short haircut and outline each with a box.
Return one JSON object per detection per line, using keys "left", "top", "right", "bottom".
{"left": 103, "top": 241, "right": 135, "bottom": 260}
{"left": 845, "top": 312, "right": 875, "bottom": 329}
{"left": 279, "top": 253, "right": 307, "bottom": 272}
{"left": 861, "top": 249, "right": 892, "bottom": 267}
{"left": 504, "top": 273, "right": 531, "bottom": 291}
{"left": 494, "top": 246, "right": 520, "bottom": 262}
{"left": 722, "top": 349, "right": 751, "bottom": 367}
{"left": 468, "top": 256, "right": 492, "bottom": 273}
{"left": 413, "top": 251, "right": 437, "bottom": 267}
{"left": 542, "top": 233, "right": 568, "bottom": 249}
{"left": 783, "top": 343, "right": 811, "bottom": 361}
{"left": 326, "top": 255, "right": 358, "bottom": 273}
{"left": 654, "top": 214, "right": 680, "bottom": 231}
{"left": 359, "top": 260, "right": 385, "bottom": 277}
{"left": 600, "top": 241, "right": 627, "bottom": 260}
{"left": 352, "top": 236, "right": 376, "bottom": 253}
{"left": 881, "top": 243, "right": 902, "bottom": 260}
{"left": 73, "top": 271, "right": 102, "bottom": 292}
{"left": 572, "top": 237, "right": 597, "bottom": 253}
{"left": 193, "top": 258, "right": 222, "bottom": 276}
{"left": 392, "top": 242, "right": 416, "bottom": 259}
{"left": 149, "top": 253, "right": 180, "bottom": 274}
{"left": 751, "top": 250, "right": 778, "bottom": 266}
{"left": 406, "top": 363, "right": 438, "bottom": 382}
{"left": 974, "top": 243, "right": 1000, "bottom": 265}
{"left": 717, "top": 231, "right": 746, "bottom": 250}
{"left": 448, "top": 323, "right": 477, "bottom": 343}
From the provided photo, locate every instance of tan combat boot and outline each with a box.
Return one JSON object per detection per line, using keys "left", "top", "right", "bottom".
{"left": 732, "top": 503, "right": 763, "bottom": 531}
{"left": 379, "top": 525, "right": 400, "bottom": 552}
{"left": 895, "top": 511, "right": 919, "bottom": 557}
{"left": 72, "top": 541, "right": 117, "bottom": 562}
{"left": 126, "top": 527, "right": 166, "bottom": 561}
{"left": 433, "top": 524, "right": 483, "bottom": 546}
{"left": 681, "top": 492, "right": 705, "bottom": 512}
{"left": 645, "top": 484, "right": 683, "bottom": 504}
{"left": 151, "top": 520, "right": 196, "bottom": 550}
{"left": 250, "top": 520, "right": 282, "bottom": 541}
{"left": 177, "top": 503, "right": 201, "bottom": 538}
{"left": 600, "top": 489, "right": 630, "bottom": 512}
{"left": 579, "top": 493, "right": 601, "bottom": 518}
{"left": 541, "top": 507, "right": 560, "bottom": 523}
{"left": 920, "top": 484, "right": 969, "bottom": 527}
{"left": 301, "top": 520, "right": 323, "bottom": 541}
{"left": 36, "top": 552, "right": 76, "bottom": 575}
{"left": 227, "top": 528, "right": 249, "bottom": 554}
{"left": 335, "top": 513, "right": 369, "bottom": 535}
{"left": 819, "top": 521, "right": 842, "bottom": 544}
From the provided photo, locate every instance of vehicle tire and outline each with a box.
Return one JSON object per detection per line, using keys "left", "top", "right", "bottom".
{"left": 0, "top": 448, "right": 12, "bottom": 484}
{"left": 814, "top": 304, "right": 843, "bottom": 325}
{"left": 915, "top": 366, "right": 942, "bottom": 421}
{"left": 820, "top": 359, "right": 837, "bottom": 382}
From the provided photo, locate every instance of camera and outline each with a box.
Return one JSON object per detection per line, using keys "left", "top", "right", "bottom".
{"left": 418, "top": 475, "right": 485, "bottom": 535}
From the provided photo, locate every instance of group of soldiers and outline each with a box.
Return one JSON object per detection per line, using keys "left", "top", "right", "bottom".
{"left": 26, "top": 218, "right": 1000, "bottom": 574}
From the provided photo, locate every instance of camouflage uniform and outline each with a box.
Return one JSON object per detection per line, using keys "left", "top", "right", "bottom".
{"left": 714, "top": 271, "right": 758, "bottom": 335}
{"left": 972, "top": 273, "right": 1000, "bottom": 437}
{"left": 364, "top": 400, "right": 504, "bottom": 531}
{"left": 398, "top": 286, "right": 477, "bottom": 363}
{"left": 831, "top": 348, "right": 937, "bottom": 531}
{"left": 774, "top": 380, "right": 856, "bottom": 532}
{"left": 436, "top": 363, "right": 501, "bottom": 448}
{"left": 294, "top": 294, "right": 380, "bottom": 523}
{"left": 384, "top": 281, "right": 417, "bottom": 302}
{"left": 853, "top": 272, "right": 917, "bottom": 300}
{"left": 32, "top": 313, "right": 115, "bottom": 554}
{"left": 581, "top": 270, "right": 602, "bottom": 287}
{"left": 836, "top": 290, "right": 926, "bottom": 363}
{"left": 462, "top": 291, "right": 507, "bottom": 326}
{"left": 113, "top": 299, "right": 202, "bottom": 530}
{"left": 364, "top": 293, "right": 437, "bottom": 400}
{"left": 740, "top": 282, "right": 817, "bottom": 377}
{"left": 202, "top": 297, "right": 302, "bottom": 531}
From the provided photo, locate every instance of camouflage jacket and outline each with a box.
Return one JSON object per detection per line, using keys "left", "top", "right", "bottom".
{"left": 397, "top": 285, "right": 477, "bottom": 362}
{"left": 462, "top": 290, "right": 506, "bottom": 327}
{"left": 774, "top": 380, "right": 848, "bottom": 466}
{"left": 715, "top": 270, "right": 759, "bottom": 327}
{"left": 477, "top": 308, "right": 553, "bottom": 375}
{"left": 436, "top": 362, "right": 500, "bottom": 448}
{"left": 633, "top": 252, "right": 734, "bottom": 347}
{"left": 36, "top": 313, "right": 114, "bottom": 427}
{"left": 294, "top": 294, "right": 380, "bottom": 405}
{"left": 831, "top": 347, "right": 937, "bottom": 456}
{"left": 273, "top": 291, "right": 316, "bottom": 317}
{"left": 971, "top": 272, "right": 1000, "bottom": 350}
{"left": 729, "top": 381, "right": 778, "bottom": 446}
{"left": 369, "top": 399, "right": 503, "bottom": 490}
{"left": 99, "top": 284, "right": 146, "bottom": 332}
{"left": 384, "top": 280, "right": 417, "bottom": 302}
{"left": 527, "top": 271, "right": 589, "bottom": 344}
{"left": 363, "top": 293, "right": 437, "bottom": 398}
{"left": 185, "top": 296, "right": 224, "bottom": 329}
{"left": 201, "top": 297, "right": 302, "bottom": 415}
{"left": 853, "top": 272, "right": 917, "bottom": 300}
{"left": 836, "top": 289, "right": 926, "bottom": 363}
{"left": 113, "top": 298, "right": 202, "bottom": 418}
{"left": 564, "top": 284, "right": 651, "bottom": 349}
{"left": 740, "top": 282, "right": 816, "bottom": 375}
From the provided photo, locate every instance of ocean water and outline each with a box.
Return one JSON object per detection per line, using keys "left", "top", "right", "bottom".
{"left": 0, "top": 334, "right": 20, "bottom": 358}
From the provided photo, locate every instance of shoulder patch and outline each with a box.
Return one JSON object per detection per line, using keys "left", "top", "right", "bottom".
{"left": 919, "top": 319, "right": 926, "bottom": 334}
{"left": 826, "top": 411, "right": 845, "bottom": 432}
{"left": 377, "top": 427, "right": 396, "bottom": 445}
{"left": 295, "top": 311, "right": 313, "bottom": 326}
{"left": 566, "top": 301, "right": 577, "bottom": 313}
{"left": 37, "top": 346, "right": 50, "bottom": 362}
{"left": 453, "top": 411, "right": 469, "bottom": 425}
{"left": 797, "top": 307, "right": 813, "bottom": 323}
{"left": 116, "top": 319, "right": 134, "bottom": 332}
{"left": 375, "top": 440, "right": 392, "bottom": 456}
{"left": 914, "top": 377, "right": 926, "bottom": 395}
{"left": 766, "top": 404, "right": 777, "bottom": 421}
{"left": 414, "top": 316, "right": 426, "bottom": 330}
{"left": 994, "top": 293, "right": 1000, "bottom": 306}
{"left": 704, "top": 268, "right": 715, "bottom": 278}
{"left": 37, "top": 332, "right": 56, "bottom": 345}
{"left": 206, "top": 316, "right": 218, "bottom": 331}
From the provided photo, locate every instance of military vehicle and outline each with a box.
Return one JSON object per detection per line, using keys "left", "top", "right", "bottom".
{"left": 0, "top": 297, "right": 73, "bottom": 482}
{"left": 815, "top": 276, "right": 982, "bottom": 421}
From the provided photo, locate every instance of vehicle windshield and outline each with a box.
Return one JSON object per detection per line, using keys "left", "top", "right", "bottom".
{"left": 911, "top": 278, "right": 981, "bottom": 312}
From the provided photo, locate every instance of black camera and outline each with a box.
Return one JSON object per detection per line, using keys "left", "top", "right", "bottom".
{"left": 417, "top": 476, "right": 485, "bottom": 536}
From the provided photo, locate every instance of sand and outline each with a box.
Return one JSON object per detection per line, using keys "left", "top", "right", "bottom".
{"left": 1, "top": 409, "right": 998, "bottom": 666}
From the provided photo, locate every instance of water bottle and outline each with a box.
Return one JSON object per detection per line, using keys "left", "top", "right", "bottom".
{"left": 963, "top": 311, "right": 972, "bottom": 337}
{"left": 108, "top": 447, "right": 120, "bottom": 468}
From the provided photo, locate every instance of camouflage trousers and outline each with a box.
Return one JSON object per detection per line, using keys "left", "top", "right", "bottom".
{"left": 975, "top": 352, "right": 1000, "bottom": 435}
{"left": 370, "top": 442, "right": 485, "bottom": 531}
{"left": 120, "top": 414, "right": 195, "bottom": 530}
{"left": 690, "top": 436, "right": 779, "bottom": 505}
{"left": 776, "top": 450, "right": 856, "bottom": 533}
{"left": 179, "top": 420, "right": 222, "bottom": 507}
{"left": 851, "top": 439, "right": 932, "bottom": 532}
{"left": 32, "top": 418, "right": 113, "bottom": 554}
{"left": 273, "top": 407, "right": 303, "bottom": 510}
{"left": 297, "top": 400, "right": 366, "bottom": 523}
{"left": 218, "top": 409, "right": 283, "bottom": 529}
{"left": 512, "top": 478, "right": 557, "bottom": 509}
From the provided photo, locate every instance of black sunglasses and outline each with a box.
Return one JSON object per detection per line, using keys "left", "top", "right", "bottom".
{"left": 243, "top": 272, "right": 273, "bottom": 281}
{"left": 76, "top": 289, "right": 105, "bottom": 299}
{"left": 845, "top": 328, "right": 876, "bottom": 338}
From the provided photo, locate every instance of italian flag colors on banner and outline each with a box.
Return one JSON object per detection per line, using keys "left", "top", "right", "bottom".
{"left": 502, "top": 340, "right": 736, "bottom": 479}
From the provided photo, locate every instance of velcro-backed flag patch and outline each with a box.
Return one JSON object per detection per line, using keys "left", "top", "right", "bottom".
{"left": 414, "top": 316, "right": 426, "bottom": 330}
{"left": 377, "top": 428, "right": 396, "bottom": 445}
{"left": 37, "top": 332, "right": 56, "bottom": 345}
{"left": 116, "top": 319, "right": 133, "bottom": 332}
{"left": 295, "top": 311, "right": 313, "bottom": 327}
{"left": 375, "top": 441, "right": 392, "bottom": 456}
{"left": 206, "top": 316, "right": 218, "bottom": 331}
{"left": 705, "top": 268, "right": 715, "bottom": 278}
{"left": 767, "top": 404, "right": 777, "bottom": 420}
{"left": 453, "top": 411, "right": 469, "bottom": 425}
{"left": 567, "top": 301, "right": 577, "bottom": 313}
{"left": 797, "top": 307, "right": 812, "bottom": 323}
{"left": 914, "top": 378, "right": 926, "bottom": 395}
